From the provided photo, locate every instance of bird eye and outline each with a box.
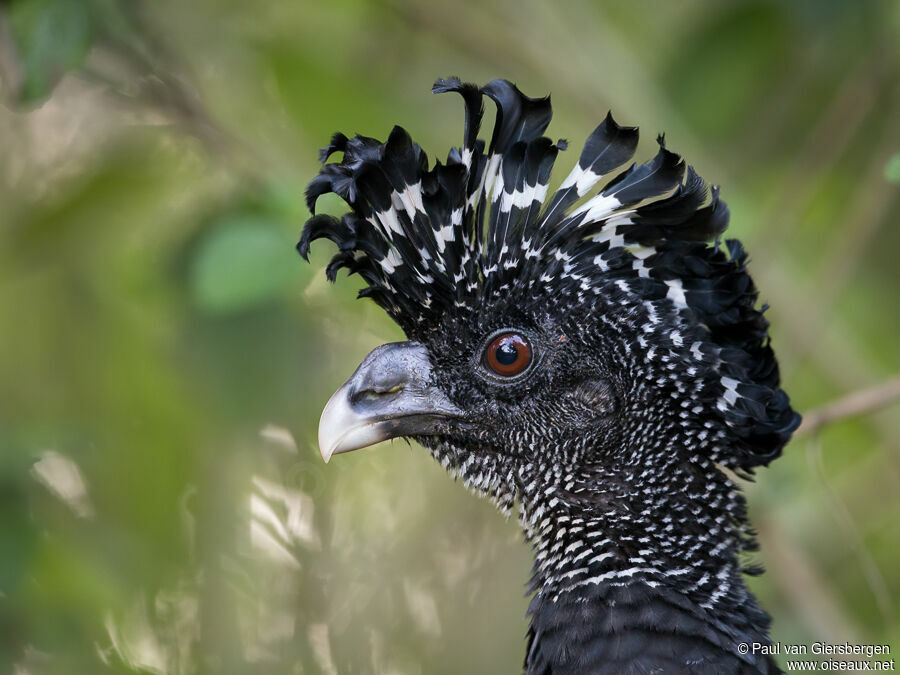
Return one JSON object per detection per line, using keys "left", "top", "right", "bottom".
{"left": 484, "top": 332, "right": 532, "bottom": 377}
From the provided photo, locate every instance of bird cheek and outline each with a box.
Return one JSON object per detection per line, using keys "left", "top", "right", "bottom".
{"left": 571, "top": 380, "right": 619, "bottom": 416}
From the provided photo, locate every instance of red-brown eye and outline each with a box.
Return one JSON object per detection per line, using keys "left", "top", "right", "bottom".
{"left": 485, "top": 332, "right": 532, "bottom": 377}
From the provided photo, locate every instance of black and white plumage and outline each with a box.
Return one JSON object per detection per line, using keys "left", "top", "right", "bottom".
{"left": 300, "top": 78, "right": 800, "bottom": 674}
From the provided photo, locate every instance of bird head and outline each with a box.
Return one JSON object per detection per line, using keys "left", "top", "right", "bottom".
{"left": 299, "top": 77, "right": 799, "bottom": 518}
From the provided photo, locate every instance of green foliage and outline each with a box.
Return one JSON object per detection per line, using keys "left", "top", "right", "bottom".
{"left": 189, "top": 215, "right": 305, "bottom": 314}
{"left": 886, "top": 154, "right": 900, "bottom": 183}
{"left": 663, "top": 4, "right": 790, "bottom": 140}
{"left": 6, "top": 0, "right": 95, "bottom": 105}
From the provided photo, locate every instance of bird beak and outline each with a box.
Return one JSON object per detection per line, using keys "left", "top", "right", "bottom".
{"left": 317, "top": 341, "right": 462, "bottom": 463}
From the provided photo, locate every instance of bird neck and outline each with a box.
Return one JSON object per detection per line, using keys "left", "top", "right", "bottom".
{"left": 516, "top": 460, "right": 777, "bottom": 673}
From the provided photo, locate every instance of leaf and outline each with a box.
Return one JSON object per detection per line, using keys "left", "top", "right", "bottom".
{"left": 189, "top": 215, "right": 306, "bottom": 314}
{"left": 6, "top": 0, "right": 95, "bottom": 105}
{"left": 885, "top": 154, "right": 900, "bottom": 184}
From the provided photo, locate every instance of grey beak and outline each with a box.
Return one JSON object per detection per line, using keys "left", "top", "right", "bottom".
{"left": 317, "top": 341, "right": 462, "bottom": 462}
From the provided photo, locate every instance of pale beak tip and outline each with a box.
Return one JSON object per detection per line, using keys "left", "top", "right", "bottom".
{"left": 317, "top": 382, "right": 389, "bottom": 463}
{"left": 317, "top": 385, "right": 346, "bottom": 463}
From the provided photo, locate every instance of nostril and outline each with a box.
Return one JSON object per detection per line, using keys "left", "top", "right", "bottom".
{"left": 354, "top": 383, "right": 405, "bottom": 403}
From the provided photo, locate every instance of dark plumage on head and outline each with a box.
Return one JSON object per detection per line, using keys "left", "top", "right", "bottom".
{"left": 300, "top": 77, "right": 799, "bottom": 673}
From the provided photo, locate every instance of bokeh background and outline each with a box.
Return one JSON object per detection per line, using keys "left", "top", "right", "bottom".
{"left": 1, "top": 0, "right": 899, "bottom": 672}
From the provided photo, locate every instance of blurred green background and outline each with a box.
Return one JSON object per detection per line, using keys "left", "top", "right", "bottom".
{"left": 1, "top": 0, "right": 899, "bottom": 672}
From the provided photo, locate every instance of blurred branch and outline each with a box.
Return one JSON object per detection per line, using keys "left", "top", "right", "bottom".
{"left": 796, "top": 375, "right": 900, "bottom": 437}
{"left": 85, "top": 10, "right": 235, "bottom": 159}
{"left": 80, "top": 50, "right": 232, "bottom": 156}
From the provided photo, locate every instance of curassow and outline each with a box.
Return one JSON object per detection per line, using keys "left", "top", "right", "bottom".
{"left": 298, "top": 77, "right": 800, "bottom": 674}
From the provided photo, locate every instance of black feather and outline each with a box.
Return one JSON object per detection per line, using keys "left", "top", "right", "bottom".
{"left": 301, "top": 78, "right": 800, "bottom": 675}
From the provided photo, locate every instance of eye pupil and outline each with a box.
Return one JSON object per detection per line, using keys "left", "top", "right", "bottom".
{"left": 495, "top": 341, "right": 518, "bottom": 366}
{"left": 485, "top": 332, "right": 532, "bottom": 377}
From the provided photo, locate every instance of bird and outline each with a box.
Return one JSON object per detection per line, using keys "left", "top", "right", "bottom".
{"left": 298, "top": 77, "right": 800, "bottom": 674}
